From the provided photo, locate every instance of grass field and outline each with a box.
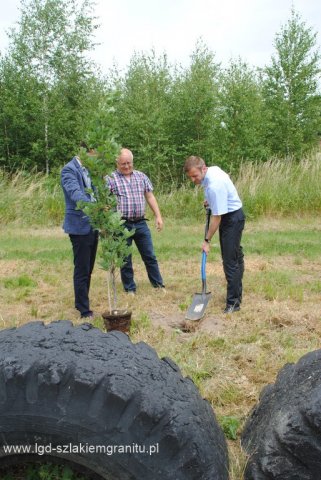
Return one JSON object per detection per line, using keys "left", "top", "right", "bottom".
{"left": 1, "top": 215, "right": 321, "bottom": 479}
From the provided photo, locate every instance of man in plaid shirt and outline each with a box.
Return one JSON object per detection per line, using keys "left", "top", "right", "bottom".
{"left": 107, "top": 148, "right": 165, "bottom": 293}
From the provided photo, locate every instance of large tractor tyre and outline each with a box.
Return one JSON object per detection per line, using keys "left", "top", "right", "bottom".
{"left": 242, "top": 348, "right": 321, "bottom": 480}
{"left": 0, "top": 320, "right": 229, "bottom": 479}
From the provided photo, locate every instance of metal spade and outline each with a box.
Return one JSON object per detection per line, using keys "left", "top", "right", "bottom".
{"left": 185, "top": 209, "right": 212, "bottom": 321}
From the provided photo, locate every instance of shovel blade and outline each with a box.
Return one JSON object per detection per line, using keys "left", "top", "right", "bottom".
{"left": 185, "top": 292, "right": 212, "bottom": 321}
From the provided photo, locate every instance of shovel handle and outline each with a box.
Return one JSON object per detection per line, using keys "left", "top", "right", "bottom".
{"left": 205, "top": 207, "right": 211, "bottom": 238}
{"left": 201, "top": 208, "right": 211, "bottom": 294}
{"left": 201, "top": 251, "right": 207, "bottom": 280}
{"left": 201, "top": 251, "right": 207, "bottom": 294}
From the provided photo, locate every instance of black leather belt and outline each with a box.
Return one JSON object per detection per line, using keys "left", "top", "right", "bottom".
{"left": 122, "top": 217, "right": 146, "bottom": 223}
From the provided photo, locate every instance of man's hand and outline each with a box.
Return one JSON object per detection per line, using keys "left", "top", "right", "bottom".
{"left": 202, "top": 241, "right": 210, "bottom": 255}
{"left": 155, "top": 216, "right": 163, "bottom": 232}
{"left": 145, "top": 191, "right": 164, "bottom": 232}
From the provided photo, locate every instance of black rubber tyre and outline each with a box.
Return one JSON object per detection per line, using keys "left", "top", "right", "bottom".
{"left": 0, "top": 321, "right": 228, "bottom": 479}
{"left": 242, "top": 349, "right": 321, "bottom": 480}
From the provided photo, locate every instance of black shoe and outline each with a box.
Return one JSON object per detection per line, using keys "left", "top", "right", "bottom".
{"left": 81, "top": 310, "right": 94, "bottom": 319}
{"left": 224, "top": 303, "right": 240, "bottom": 314}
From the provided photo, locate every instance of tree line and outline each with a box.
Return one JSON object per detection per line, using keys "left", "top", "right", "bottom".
{"left": 0, "top": 0, "right": 320, "bottom": 186}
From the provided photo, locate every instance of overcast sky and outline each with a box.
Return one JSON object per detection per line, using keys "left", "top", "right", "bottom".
{"left": 0, "top": 0, "right": 320, "bottom": 73}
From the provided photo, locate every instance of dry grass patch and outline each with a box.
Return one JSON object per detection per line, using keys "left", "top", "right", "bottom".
{"left": 0, "top": 219, "right": 321, "bottom": 479}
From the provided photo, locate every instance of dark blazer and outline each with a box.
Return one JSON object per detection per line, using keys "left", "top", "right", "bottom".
{"left": 61, "top": 157, "right": 92, "bottom": 234}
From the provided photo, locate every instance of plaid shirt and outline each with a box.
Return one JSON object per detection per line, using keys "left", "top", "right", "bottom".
{"left": 107, "top": 170, "right": 153, "bottom": 219}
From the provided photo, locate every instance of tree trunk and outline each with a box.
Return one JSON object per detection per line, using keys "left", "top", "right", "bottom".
{"left": 111, "top": 267, "right": 117, "bottom": 310}
{"left": 4, "top": 123, "right": 10, "bottom": 160}
{"left": 43, "top": 94, "right": 49, "bottom": 174}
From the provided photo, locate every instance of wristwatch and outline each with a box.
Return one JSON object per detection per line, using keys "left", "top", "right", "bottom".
{"left": 205, "top": 238, "right": 210, "bottom": 243}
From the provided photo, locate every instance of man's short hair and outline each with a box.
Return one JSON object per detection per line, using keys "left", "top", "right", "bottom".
{"left": 184, "top": 156, "right": 205, "bottom": 172}
{"left": 117, "top": 148, "right": 133, "bottom": 163}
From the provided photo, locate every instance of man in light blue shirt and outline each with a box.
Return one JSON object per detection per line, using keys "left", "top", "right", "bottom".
{"left": 184, "top": 156, "right": 245, "bottom": 313}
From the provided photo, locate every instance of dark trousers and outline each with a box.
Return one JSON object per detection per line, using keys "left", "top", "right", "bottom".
{"left": 69, "top": 230, "right": 98, "bottom": 315}
{"left": 219, "top": 208, "right": 245, "bottom": 307}
{"left": 121, "top": 220, "right": 164, "bottom": 292}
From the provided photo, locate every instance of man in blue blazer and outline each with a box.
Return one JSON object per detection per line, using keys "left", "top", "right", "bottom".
{"left": 61, "top": 145, "right": 98, "bottom": 318}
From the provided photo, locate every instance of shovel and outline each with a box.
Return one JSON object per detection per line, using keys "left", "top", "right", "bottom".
{"left": 185, "top": 209, "right": 212, "bottom": 321}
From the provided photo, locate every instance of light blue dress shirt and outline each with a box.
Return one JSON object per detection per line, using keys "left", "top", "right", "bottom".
{"left": 201, "top": 166, "right": 242, "bottom": 215}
